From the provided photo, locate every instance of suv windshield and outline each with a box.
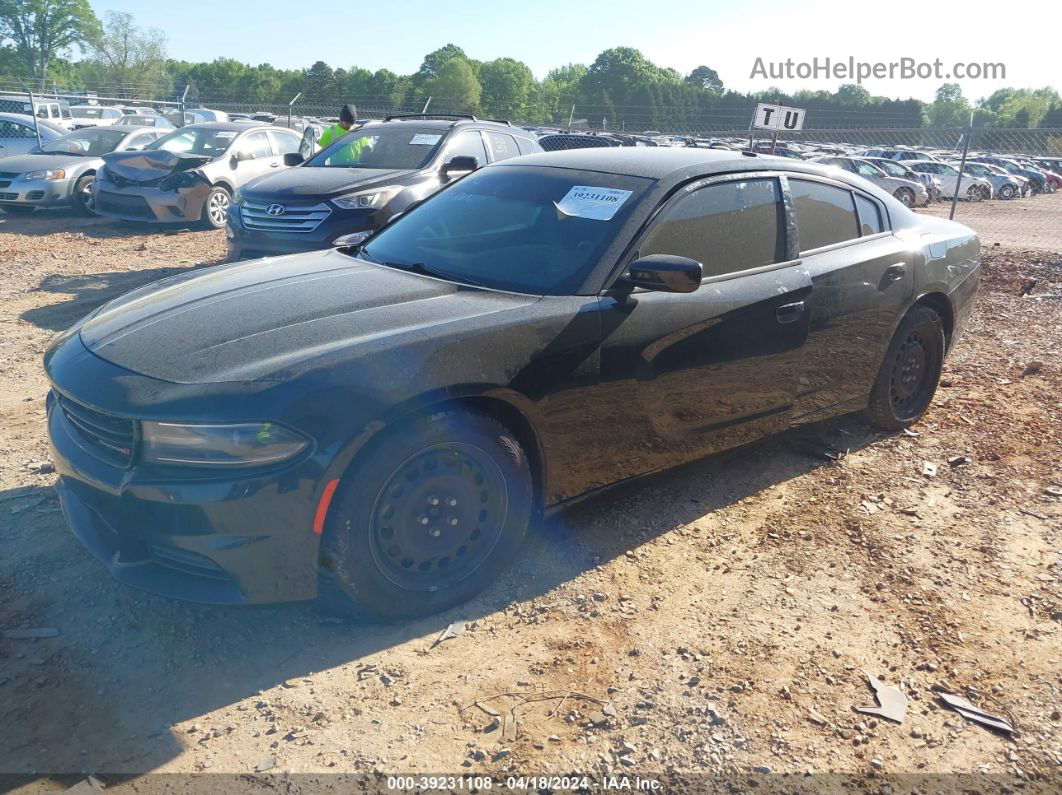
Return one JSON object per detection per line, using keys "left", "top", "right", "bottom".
{"left": 359, "top": 165, "right": 651, "bottom": 295}
{"left": 306, "top": 125, "right": 447, "bottom": 170}
{"left": 147, "top": 127, "right": 238, "bottom": 156}
{"left": 40, "top": 128, "right": 126, "bottom": 156}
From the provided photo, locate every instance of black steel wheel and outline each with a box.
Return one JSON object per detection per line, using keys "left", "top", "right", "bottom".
{"left": 865, "top": 306, "right": 945, "bottom": 431}
{"left": 321, "top": 410, "right": 533, "bottom": 619}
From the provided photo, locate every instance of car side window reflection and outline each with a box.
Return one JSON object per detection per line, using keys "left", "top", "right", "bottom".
{"left": 789, "top": 179, "right": 861, "bottom": 252}
{"left": 640, "top": 178, "right": 786, "bottom": 278}
{"left": 854, "top": 194, "right": 884, "bottom": 236}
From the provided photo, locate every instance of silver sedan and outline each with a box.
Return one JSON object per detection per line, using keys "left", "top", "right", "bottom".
{"left": 0, "top": 126, "right": 163, "bottom": 216}
{"left": 811, "top": 156, "right": 929, "bottom": 207}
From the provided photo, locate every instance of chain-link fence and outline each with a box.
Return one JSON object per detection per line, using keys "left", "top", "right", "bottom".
{"left": 5, "top": 84, "right": 1059, "bottom": 250}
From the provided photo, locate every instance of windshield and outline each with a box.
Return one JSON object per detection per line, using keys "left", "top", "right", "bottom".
{"left": 306, "top": 125, "right": 447, "bottom": 170}
{"left": 39, "top": 128, "right": 127, "bottom": 156}
{"left": 359, "top": 165, "right": 651, "bottom": 295}
{"left": 115, "top": 116, "right": 154, "bottom": 126}
{"left": 873, "top": 160, "right": 906, "bottom": 177}
{"left": 147, "top": 127, "right": 237, "bottom": 156}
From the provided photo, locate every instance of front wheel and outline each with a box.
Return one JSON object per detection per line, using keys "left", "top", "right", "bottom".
{"left": 321, "top": 411, "right": 533, "bottom": 619}
{"left": 893, "top": 187, "right": 915, "bottom": 207}
{"left": 72, "top": 175, "right": 96, "bottom": 216}
{"left": 999, "top": 184, "right": 1016, "bottom": 200}
{"left": 864, "top": 306, "right": 945, "bottom": 431}
{"left": 965, "top": 185, "right": 983, "bottom": 202}
{"left": 200, "top": 186, "right": 230, "bottom": 229}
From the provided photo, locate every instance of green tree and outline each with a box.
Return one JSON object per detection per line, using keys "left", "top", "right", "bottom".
{"left": 425, "top": 57, "right": 480, "bottom": 112}
{"left": 835, "top": 83, "right": 871, "bottom": 106}
{"left": 303, "top": 59, "right": 335, "bottom": 103}
{"left": 414, "top": 43, "right": 467, "bottom": 89}
{"left": 478, "top": 57, "right": 533, "bottom": 118}
{"left": 89, "top": 10, "right": 166, "bottom": 98}
{"left": 579, "top": 47, "right": 672, "bottom": 108}
{"left": 0, "top": 0, "right": 99, "bottom": 88}
{"left": 926, "top": 83, "right": 970, "bottom": 126}
{"left": 684, "top": 65, "right": 723, "bottom": 92}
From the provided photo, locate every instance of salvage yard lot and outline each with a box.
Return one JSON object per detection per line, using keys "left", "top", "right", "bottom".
{"left": 0, "top": 205, "right": 1060, "bottom": 788}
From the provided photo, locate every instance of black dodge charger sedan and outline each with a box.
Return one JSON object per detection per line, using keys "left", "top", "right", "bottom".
{"left": 45, "top": 148, "right": 979, "bottom": 618}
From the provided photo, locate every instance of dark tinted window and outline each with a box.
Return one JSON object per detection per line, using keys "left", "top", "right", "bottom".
{"left": 0, "top": 120, "right": 34, "bottom": 138}
{"left": 360, "top": 166, "right": 650, "bottom": 295}
{"left": 446, "top": 130, "right": 488, "bottom": 166}
{"left": 640, "top": 178, "right": 785, "bottom": 278}
{"left": 854, "top": 194, "right": 884, "bottom": 235}
{"left": 790, "top": 179, "right": 859, "bottom": 251}
{"left": 484, "top": 131, "right": 520, "bottom": 162}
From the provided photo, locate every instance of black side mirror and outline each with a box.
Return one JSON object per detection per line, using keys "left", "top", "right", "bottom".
{"left": 230, "top": 150, "right": 252, "bottom": 168}
{"left": 441, "top": 155, "right": 478, "bottom": 179}
{"left": 622, "top": 255, "right": 702, "bottom": 293}
{"left": 283, "top": 152, "right": 304, "bottom": 166}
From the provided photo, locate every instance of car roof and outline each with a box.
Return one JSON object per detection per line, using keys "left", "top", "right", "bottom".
{"left": 170, "top": 122, "right": 274, "bottom": 132}
{"left": 497, "top": 147, "right": 857, "bottom": 183}
{"left": 378, "top": 115, "right": 525, "bottom": 133}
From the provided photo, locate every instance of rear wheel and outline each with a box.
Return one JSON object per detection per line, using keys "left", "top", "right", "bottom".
{"left": 72, "top": 174, "right": 96, "bottom": 216}
{"left": 865, "top": 306, "right": 945, "bottom": 431}
{"left": 321, "top": 411, "right": 533, "bottom": 619}
{"left": 200, "top": 186, "right": 230, "bottom": 229}
{"left": 893, "top": 187, "right": 915, "bottom": 207}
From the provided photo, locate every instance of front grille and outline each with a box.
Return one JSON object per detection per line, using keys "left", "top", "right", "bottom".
{"left": 0, "top": 192, "right": 17, "bottom": 201}
{"left": 97, "top": 190, "right": 154, "bottom": 219}
{"left": 59, "top": 395, "right": 136, "bottom": 466}
{"left": 26, "top": 190, "right": 44, "bottom": 200}
{"left": 241, "top": 201, "right": 331, "bottom": 233}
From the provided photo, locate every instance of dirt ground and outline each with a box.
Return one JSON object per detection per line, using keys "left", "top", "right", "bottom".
{"left": 1, "top": 199, "right": 1060, "bottom": 793}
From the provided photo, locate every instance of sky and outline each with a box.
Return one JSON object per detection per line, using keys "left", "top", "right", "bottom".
{"left": 91, "top": 0, "right": 1057, "bottom": 102}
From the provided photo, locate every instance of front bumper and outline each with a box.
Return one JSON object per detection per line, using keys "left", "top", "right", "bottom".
{"left": 93, "top": 181, "right": 209, "bottom": 223}
{"left": 0, "top": 177, "right": 75, "bottom": 207}
{"left": 45, "top": 353, "right": 325, "bottom": 605}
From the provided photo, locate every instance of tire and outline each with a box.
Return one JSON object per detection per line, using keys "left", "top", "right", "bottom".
{"left": 200, "top": 186, "right": 230, "bottom": 229}
{"left": 999, "top": 184, "right": 1016, "bottom": 200}
{"left": 864, "top": 306, "right": 945, "bottom": 432}
{"left": 320, "top": 410, "right": 533, "bottom": 620}
{"left": 1, "top": 204, "right": 34, "bottom": 215}
{"left": 965, "top": 185, "right": 983, "bottom": 203}
{"left": 72, "top": 174, "right": 96, "bottom": 216}
{"left": 893, "top": 187, "right": 915, "bottom": 207}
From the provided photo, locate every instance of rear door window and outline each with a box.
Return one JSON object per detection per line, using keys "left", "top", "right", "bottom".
{"left": 789, "top": 179, "right": 860, "bottom": 252}
{"left": 268, "top": 130, "right": 301, "bottom": 155}
{"left": 854, "top": 194, "right": 884, "bottom": 235}
{"left": 640, "top": 178, "right": 786, "bottom": 278}
{"left": 240, "top": 131, "right": 273, "bottom": 158}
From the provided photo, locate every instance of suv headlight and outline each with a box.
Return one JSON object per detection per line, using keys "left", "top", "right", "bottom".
{"left": 332, "top": 185, "right": 401, "bottom": 210}
{"left": 25, "top": 169, "right": 66, "bottom": 181}
{"left": 141, "top": 421, "right": 309, "bottom": 467}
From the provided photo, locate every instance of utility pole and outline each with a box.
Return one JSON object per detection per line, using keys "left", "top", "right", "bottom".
{"left": 567, "top": 104, "right": 576, "bottom": 132}
{"left": 287, "top": 92, "right": 301, "bottom": 129}
{"left": 421, "top": 96, "right": 432, "bottom": 114}
{"left": 949, "top": 111, "right": 975, "bottom": 220}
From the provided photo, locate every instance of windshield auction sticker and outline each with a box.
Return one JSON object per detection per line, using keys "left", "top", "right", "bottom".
{"left": 555, "top": 186, "right": 633, "bottom": 220}
{"left": 409, "top": 133, "right": 443, "bottom": 145}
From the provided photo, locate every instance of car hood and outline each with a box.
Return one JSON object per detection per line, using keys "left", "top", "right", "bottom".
{"left": 241, "top": 167, "right": 415, "bottom": 199}
{"left": 101, "top": 150, "right": 213, "bottom": 182}
{"left": 78, "top": 249, "right": 538, "bottom": 384}
{"left": 0, "top": 152, "right": 98, "bottom": 172}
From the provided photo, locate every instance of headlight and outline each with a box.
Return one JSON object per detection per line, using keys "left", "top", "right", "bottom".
{"left": 141, "top": 421, "right": 309, "bottom": 467}
{"left": 332, "top": 185, "right": 401, "bottom": 210}
{"left": 25, "top": 169, "right": 66, "bottom": 181}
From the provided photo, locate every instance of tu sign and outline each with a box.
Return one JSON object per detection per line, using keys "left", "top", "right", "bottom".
{"left": 753, "top": 103, "right": 805, "bottom": 131}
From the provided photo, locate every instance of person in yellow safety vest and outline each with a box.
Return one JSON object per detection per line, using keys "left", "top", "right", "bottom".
{"left": 317, "top": 104, "right": 371, "bottom": 164}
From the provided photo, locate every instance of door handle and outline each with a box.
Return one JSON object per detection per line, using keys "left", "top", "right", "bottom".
{"left": 269, "top": 162, "right": 280, "bottom": 168}
{"left": 885, "top": 263, "right": 906, "bottom": 281}
{"left": 776, "top": 301, "right": 805, "bottom": 324}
